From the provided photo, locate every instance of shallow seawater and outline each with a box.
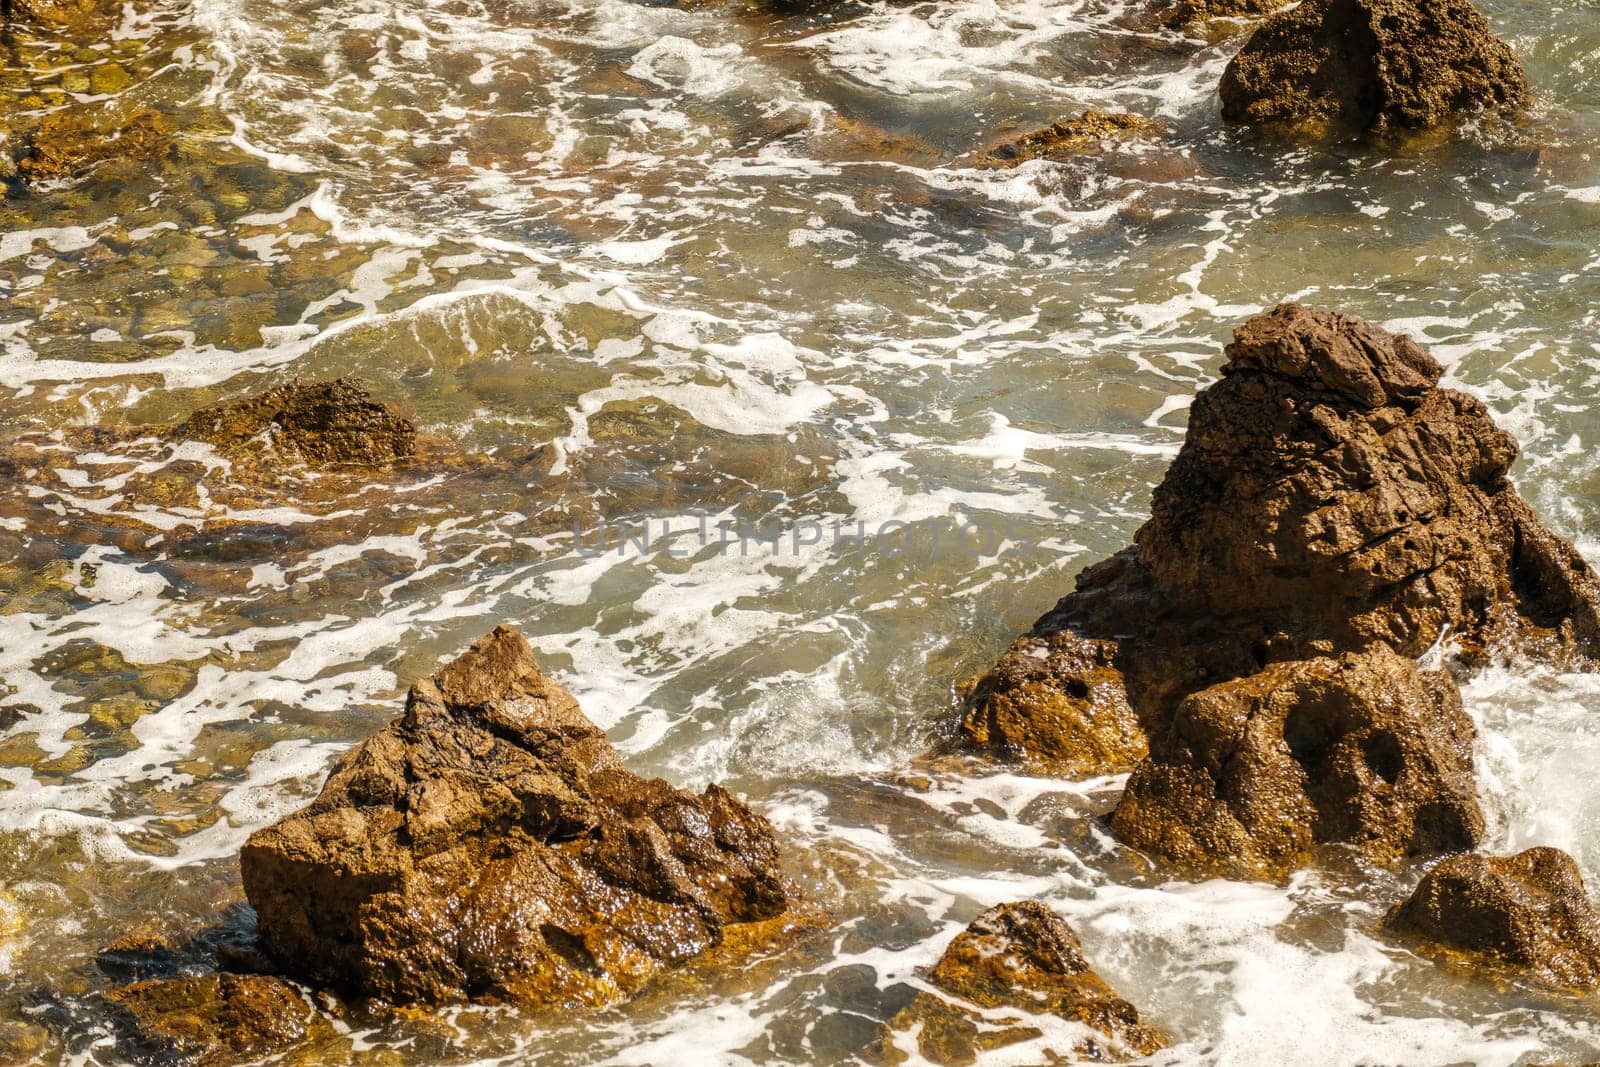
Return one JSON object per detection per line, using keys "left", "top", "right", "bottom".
{"left": 2, "top": 0, "right": 1599, "bottom": 1061}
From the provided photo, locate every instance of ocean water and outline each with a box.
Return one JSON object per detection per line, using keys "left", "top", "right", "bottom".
{"left": 2, "top": 0, "right": 1599, "bottom": 1061}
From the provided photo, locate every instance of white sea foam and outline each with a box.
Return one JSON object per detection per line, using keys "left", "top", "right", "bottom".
{"left": 4, "top": 0, "right": 1600, "bottom": 1059}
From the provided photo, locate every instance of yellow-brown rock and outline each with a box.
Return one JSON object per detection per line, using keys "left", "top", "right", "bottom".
{"left": 879, "top": 902, "right": 1165, "bottom": 1065}
{"left": 106, "top": 973, "right": 316, "bottom": 1066}
{"left": 17, "top": 106, "right": 168, "bottom": 183}
{"left": 241, "top": 625, "right": 793, "bottom": 1007}
{"left": 1386, "top": 848, "right": 1600, "bottom": 990}
{"left": 958, "top": 630, "right": 1147, "bottom": 775}
{"left": 171, "top": 377, "right": 417, "bottom": 469}
{"left": 981, "top": 112, "right": 1163, "bottom": 168}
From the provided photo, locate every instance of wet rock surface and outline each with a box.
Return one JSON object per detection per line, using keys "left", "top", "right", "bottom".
{"left": 878, "top": 901, "right": 1165, "bottom": 1065}
{"left": 1152, "top": 0, "right": 1290, "bottom": 29}
{"left": 959, "top": 304, "right": 1600, "bottom": 872}
{"left": 1218, "top": 0, "right": 1529, "bottom": 140}
{"left": 957, "top": 630, "right": 1147, "bottom": 776}
{"left": 171, "top": 376, "right": 418, "bottom": 469}
{"left": 980, "top": 112, "right": 1163, "bottom": 168}
{"left": 105, "top": 972, "right": 318, "bottom": 1066}
{"left": 15, "top": 105, "right": 169, "bottom": 184}
{"left": 1111, "top": 648, "right": 1483, "bottom": 877}
{"left": 241, "top": 625, "right": 793, "bottom": 1007}
{"left": 1386, "top": 848, "right": 1600, "bottom": 990}
{"left": 5, "top": 0, "right": 120, "bottom": 27}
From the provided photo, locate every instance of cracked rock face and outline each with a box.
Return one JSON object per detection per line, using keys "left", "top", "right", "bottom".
{"left": 878, "top": 901, "right": 1165, "bottom": 1065}
{"left": 957, "top": 304, "right": 1600, "bottom": 874}
{"left": 241, "top": 625, "right": 791, "bottom": 1008}
{"left": 1386, "top": 848, "right": 1600, "bottom": 990}
{"left": 1218, "top": 0, "right": 1528, "bottom": 140}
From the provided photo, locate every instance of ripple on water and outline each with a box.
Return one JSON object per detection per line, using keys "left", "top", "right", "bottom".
{"left": 2, "top": 0, "right": 1600, "bottom": 1060}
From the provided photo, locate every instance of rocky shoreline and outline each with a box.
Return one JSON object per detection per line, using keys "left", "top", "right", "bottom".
{"left": 64, "top": 306, "right": 1600, "bottom": 1065}
{"left": 5, "top": 0, "right": 1599, "bottom": 1060}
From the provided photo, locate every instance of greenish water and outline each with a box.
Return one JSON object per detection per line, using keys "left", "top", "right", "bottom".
{"left": 2, "top": 0, "right": 1600, "bottom": 1061}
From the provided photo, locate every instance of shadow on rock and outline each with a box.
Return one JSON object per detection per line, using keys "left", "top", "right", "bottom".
{"left": 1386, "top": 847, "right": 1600, "bottom": 992}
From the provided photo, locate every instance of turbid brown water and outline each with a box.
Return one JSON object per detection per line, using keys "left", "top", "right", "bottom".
{"left": 2, "top": 0, "right": 1600, "bottom": 1062}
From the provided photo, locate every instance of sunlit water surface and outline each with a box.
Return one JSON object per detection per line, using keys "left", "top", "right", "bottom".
{"left": 2, "top": 0, "right": 1600, "bottom": 1061}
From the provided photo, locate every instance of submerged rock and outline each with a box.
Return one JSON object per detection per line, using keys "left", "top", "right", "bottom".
{"left": 1218, "top": 0, "right": 1528, "bottom": 140}
{"left": 1386, "top": 848, "right": 1600, "bottom": 990}
{"left": 1111, "top": 649, "right": 1482, "bottom": 877}
{"left": 241, "top": 625, "right": 792, "bottom": 1007}
{"left": 1157, "top": 0, "right": 1290, "bottom": 26}
{"left": 106, "top": 973, "right": 317, "bottom": 1066}
{"left": 980, "top": 112, "right": 1163, "bottom": 169}
{"left": 16, "top": 106, "right": 169, "bottom": 184}
{"left": 171, "top": 377, "right": 417, "bottom": 469}
{"left": 5, "top": 0, "right": 122, "bottom": 26}
{"left": 958, "top": 304, "right": 1600, "bottom": 872}
{"left": 878, "top": 901, "right": 1165, "bottom": 1065}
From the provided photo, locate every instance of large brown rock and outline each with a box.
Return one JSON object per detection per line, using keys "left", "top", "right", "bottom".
{"left": 879, "top": 901, "right": 1165, "bottom": 1065}
{"left": 241, "top": 625, "right": 791, "bottom": 1008}
{"left": 963, "top": 305, "right": 1600, "bottom": 774}
{"left": 958, "top": 305, "right": 1600, "bottom": 874}
{"left": 1127, "top": 304, "right": 1599, "bottom": 673}
{"left": 1386, "top": 848, "right": 1600, "bottom": 990}
{"left": 1218, "top": 0, "right": 1528, "bottom": 140}
{"left": 1110, "top": 649, "right": 1483, "bottom": 877}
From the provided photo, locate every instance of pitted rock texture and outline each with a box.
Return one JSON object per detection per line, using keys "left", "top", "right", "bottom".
{"left": 1127, "top": 303, "right": 1600, "bottom": 671}
{"left": 1386, "top": 848, "right": 1600, "bottom": 989}
{"left": 958, "top": 304, "right": 1600, "bottom": 874}
{"left": 1110, "top": 648, "right": 1483, "bottom": 877}
{"left": 172, "top": 377, "right": 417, "bottom": 468}
{"left": 242, "top": 625, "right": 791, "bottom": 1008}
{"left": 879, "top": 901, "right": 1165, "bottom": 1065}
{"left": 1218, "top": 0, "right": 1528, "bottom": 140}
